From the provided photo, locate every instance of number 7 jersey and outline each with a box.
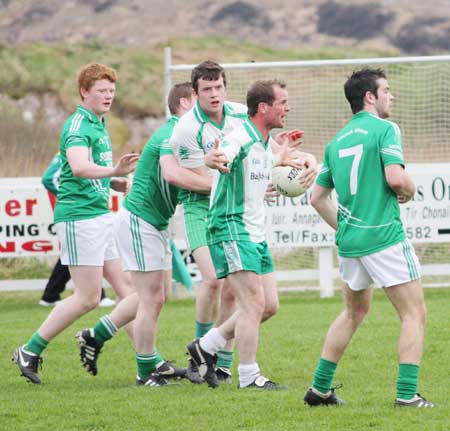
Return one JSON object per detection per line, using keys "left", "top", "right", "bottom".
{"left": 316, "top": 111, "right": 406, "bottom": 257}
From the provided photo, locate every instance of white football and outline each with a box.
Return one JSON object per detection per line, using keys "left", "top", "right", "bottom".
{"left": 272, "top": 165, "right": 306, "bottom": 198}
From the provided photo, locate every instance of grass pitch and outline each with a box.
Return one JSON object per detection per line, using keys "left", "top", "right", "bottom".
{"left": 0, "top": 288, "right": 448, "bottom": 431}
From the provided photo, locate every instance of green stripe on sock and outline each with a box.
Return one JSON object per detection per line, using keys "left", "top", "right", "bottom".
{"left": 312, "top": 357, "right": 337, "bottom": 394}
{"left": 153, "top": 346, "right": 163, "bottom": 364}
{"left": 217, "top": 350, "right": 234, "bottom": 369}
{"left": 397, "top": 363, "right": 419, "bottom": 400}
{"left": 93, "top": 316, "right": 116, "bottom": 345}
{"left": 24, "top": 332, "right": 49, "bottom": 356}
{"left": 136, "top": 352, "right": 159, "bottom": 379}
{"left": 195, "top": 321, "right": 214, "bottom": 338}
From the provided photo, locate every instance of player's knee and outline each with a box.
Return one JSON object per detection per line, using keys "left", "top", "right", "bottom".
{"left": 221, "top": 285, "right": 235, "bottom": 305}
{"left": 78, "top": 294, "right": 101, "bottom": 312}
{"left": 401, "top": 302, "right": 427, "bottom": 326}
{"left": 150, "top": 291, "right": 166, "bottom": 311}
{"left": 204, "top": 277, "right": 222, "bottom": 292}
{"left": 347, "top": 304, "right": 369, "bottom": 326}
{"left": 262, "top": 298, "right": 279, "bottom": 321}
{"left": 246, "top": 292, "right": 265, "bottom": 319}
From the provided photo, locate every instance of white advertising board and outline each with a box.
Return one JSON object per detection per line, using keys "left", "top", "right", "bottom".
{"left": 0, "top": 177, "right": 123, "bottom": 257}
{"left": 1, "top": 163, "right": 450, "bottom": 256}
{"left": 265, "top": 163, "right": 450, "bottom": 248}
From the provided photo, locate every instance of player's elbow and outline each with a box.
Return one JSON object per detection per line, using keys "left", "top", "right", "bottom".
{"left": 162, "top": 170, "right": 179, "bottom": 186}
{"left": 310, "top": 192, "right": 321, "bottom": 210}
{"left": 387, "top": 176, "right": 415, "bottom": 196}
{"left": 70, "top": 165, "right": 85, "bottom": 177}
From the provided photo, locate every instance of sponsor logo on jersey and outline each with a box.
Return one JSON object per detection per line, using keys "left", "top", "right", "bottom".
{"left": 250, "top": 171, "right": 270, "bottom": 181}
{"left": 179, "top": 146, "right": 190, "bottom": 160}
{"left": 205, "top": 141, "right": 215, "bottom": 151}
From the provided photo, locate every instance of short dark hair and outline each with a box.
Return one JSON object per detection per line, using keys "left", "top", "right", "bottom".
{"left": 246, "top": 79, "right": 287, "bottom": 117}
{"left": 168, "top": 82, "right": 192, "bottom": 115}
{"left": 344, "top": 68, "right": 387, "bottom": 114}
{"left": 191, "top": 60, "right": 226, "bottom": 93}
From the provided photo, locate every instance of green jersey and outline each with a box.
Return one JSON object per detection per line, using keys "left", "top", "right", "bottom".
{"left": 54, "top": 105, "right": 112, "bottom": 223}
{"left": 208, "top": 118, "right": 273, "bottom": 244}
{"left": 42, "top": 153, "right": 62, "bottom": 196}
{"left": 316, "top": 111, "right": 406, "bottom": 257}
{"left": 169, "top": 100, "right": 248, "bottom": 204}
{"left": 123, "top": 116, "right": 179, "bottom": 231}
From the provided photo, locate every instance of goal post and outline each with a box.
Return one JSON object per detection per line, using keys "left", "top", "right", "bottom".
{"left": 164, "top": 47, "right": 450, "bottom": 295}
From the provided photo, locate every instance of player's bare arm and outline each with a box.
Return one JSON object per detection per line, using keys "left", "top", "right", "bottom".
{"left": 67, "top": 147, "right": 138, "bottom": 178}
{"left": 160, "top": 154, "right": 212, "bottom": 194}
{"left": 385, "top": 164, "right": 416, "bottom": 203}
{"left": 310, "top": 184, "right": 338, "bottom": 230}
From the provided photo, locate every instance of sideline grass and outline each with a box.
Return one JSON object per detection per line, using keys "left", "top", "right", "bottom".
{"left": 0, "top": 289, "right": 448, "bottom": 431}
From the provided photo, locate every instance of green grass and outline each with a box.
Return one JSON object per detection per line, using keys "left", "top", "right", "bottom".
{"left": 0, "top": 258, "right": 53, "bottom": 280}
{"left": 0, "top": 288, "right": 448, "bottom": 431}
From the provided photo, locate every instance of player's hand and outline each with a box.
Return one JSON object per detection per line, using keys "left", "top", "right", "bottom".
{"left": 278, "top": 145, "right": 304, "bottom": 170}
{"left": 111, "top": 177, "right": 131, "bottom": 194}
{"left": 296, "top": 152, "right": 318, "bottom": 188}
{"left": 397, "top": 194, "right": 412, "bottom": 204}
{"left": 264, "top": 183, "right": 279, "bottom": 203}
{"left": 205, "top": 138, "right": 230, "bottom": 174}
{"left": 113, "top": 153, "right": 139, "bottom": 176}
{"left": 273, "top": 129, "right": 304, "bottom": 153}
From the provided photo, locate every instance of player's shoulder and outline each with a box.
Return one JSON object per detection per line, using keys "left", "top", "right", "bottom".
{"left": 63, "top": 107, "right": 94, "bottom": 136}
{"left": 172, "top": 108, "right": 201, "bottom": 136}
{"left": 224, "top": 101, "right": 248, "bottom": 117}
{"left": 223, "top": 118, "right": 251, "bottom": 142}
{"left": 151, "top": 116, "right": 177, "bottom": 140}
{"left": 366, "top": 113, "right": 401, "bottom": 135}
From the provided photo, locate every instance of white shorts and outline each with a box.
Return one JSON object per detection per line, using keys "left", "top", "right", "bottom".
{"left": 55, "top": 213, "right": 119, "bottom": 266}
{"left": 339, "top": 240, "right": 421, "bottom": 291}
{"left": 114, "top": 207, "right": 172, "bottom": 272}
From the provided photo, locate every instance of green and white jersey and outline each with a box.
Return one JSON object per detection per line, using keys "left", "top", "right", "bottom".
{"left": 169, "top": 100, "right": 248, "bottom": 204}
{"left": 316, "top": 111, "right": 406, "bottom": 257}
{"left": 54, "top": 105, "right": 113, "bottom": 223}
{"left": 123, "top": 116, "right": 179, "bottom": 231}
{"left": 208, "top": 118, "right": 273, "bottom": 244}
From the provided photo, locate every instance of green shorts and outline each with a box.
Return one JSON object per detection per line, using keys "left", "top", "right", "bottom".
{"left": 183, "top": 199, "right": 209, "bottom": 252}
{"left": 209, "top": 240, "right": 274, "bottom": 279}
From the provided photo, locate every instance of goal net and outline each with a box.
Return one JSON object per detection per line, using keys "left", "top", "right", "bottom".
{"left": 165, "top": 50, "right": 450, "bottom": 294}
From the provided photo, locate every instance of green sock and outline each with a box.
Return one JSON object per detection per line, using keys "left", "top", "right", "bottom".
{"left": 397, "top": 363, "right": 419, "bottom": 400}
{"left": 24, "top": 332, "right": 49, "bottom": 356}
{"left": 93, "top": 315, "right": 117, "bottom": 345}
{"left": 217, "top": 350, "right": 234, "bottom": 369}
{"left": 195, "top": 321, "right": 214, "bottom": 338}
{"left": 312, "top": 357, "right": 337, "bottom": 394}
{"left": 136, "top": 351, "right": 162, "bottom": 380}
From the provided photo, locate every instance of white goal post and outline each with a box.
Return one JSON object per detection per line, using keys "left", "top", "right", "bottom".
{"left": 164, "top": 47, "right": 450, "bottom": 296}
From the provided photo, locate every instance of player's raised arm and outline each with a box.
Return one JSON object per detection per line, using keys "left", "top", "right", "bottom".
{"left": 160, "top": 154, "right": 212, "bottom": 193}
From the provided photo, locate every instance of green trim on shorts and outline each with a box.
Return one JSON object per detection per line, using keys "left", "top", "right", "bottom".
{"left": 402, "top": 241, "right": 420, "bottom": 280}
{"left": 183, "top": 199, "right": 209, "bottom": 251}
{"left": 130, "top": 213, "right": 146, "bottom": 271}
{"left": 209, "top": 240, "right": 274, "bottom": 279}
{"left": 66, "top": 221, "right": 78, "bottom": 265}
